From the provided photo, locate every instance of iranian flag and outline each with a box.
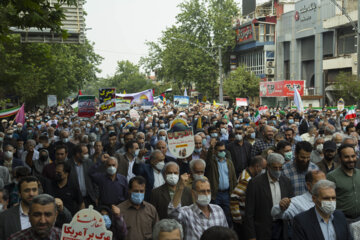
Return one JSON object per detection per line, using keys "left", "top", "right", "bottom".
{"left": 259, "top": 106, "right": 268, "bottom": 115}
{"left": 0, "top": 106, "right": 21, "bottom": 118}
{"left": 254, "top": 110, "right": 261, "bottom": 126}
{"left": 345, "top": 106, "right": 356, "bottom": 120}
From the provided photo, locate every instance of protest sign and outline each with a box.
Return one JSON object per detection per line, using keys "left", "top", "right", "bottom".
{"left": 174, "top": 96, "right": 190, "bottom": 107}
{"left": 116, "top": 89, "right": 153, "bottom": 109}
{"left": 47, "top": 95, "right": 57, "bottom": 107}
{"left": 167, "top": 118, "right": 195, "bottom": 159}
{"left": 78, "top": 96, "right": 96, "bottom": 118}
{"left": 115, "top": 97, "right": 131, "bottom": 111}
{"left": 61, "top": 205, "right": 112, "bottom": 240}
{"left": 236, "top": 98, "right": 248, "bottom": 107}
{"left": 99, "top": 88, "right": 116, "bottom": 113}
{"left": 337, "top": 98, "right": 345, "bottom": 111}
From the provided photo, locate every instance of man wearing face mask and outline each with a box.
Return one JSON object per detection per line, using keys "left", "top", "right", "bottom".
{"left": 168, "top": 175, "right": 228, "bottom": 239}
{"left": 245, "top": 127, "right": 256, "bottom": 146}
{"left": 150, "top": 163, "right": 192, "bottom": 219}
{"left": 133, "top": 150, "right": 165, "bottom": 201}
{"left": 205, "top": 141, "right": 237, "bottom": 227}
{"left": 68, "top": 144, "right": 97, "bottom": 207}
{"left": 283, "top": 141, "right": 318, "bottom": 196}
{"left": 89, "top": 156, "right": 128, "bottom": 207}
{"left": 32, "top": 149, "right": 51, "bottom": 177}
{"left": 310, "top": 137, "right": 324, "bottom": 164}
{"left": 245, "top": 153, "right": 293, "bottom": 240}
{"left": 226, "top": 127, "right": 252, "bottom": 178}
{"left": 52, "top": 130, "right": 75, "bottom": 159}
{"left": 327, "top": 144, "right": 360, "bottom": 223}
{"left": 276, "top": 140, "right": 293, "bottom": 162}
{"left": 116, "top": 141, "right": 143, "bottom": 182}
{"left": 293, "top": 180, "right": 352, "bottom": 239}
{"left": 1, "top": 144, "right": 24, "bottom": 176}
{"left": 117, "top": 176, "right": 159, "bottom": 240}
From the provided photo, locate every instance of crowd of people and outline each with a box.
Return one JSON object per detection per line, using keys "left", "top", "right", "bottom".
{"left": 0, "top": 103, "right": 359, "bottom": 240}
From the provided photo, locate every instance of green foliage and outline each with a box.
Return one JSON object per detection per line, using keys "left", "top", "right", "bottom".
{"left": 0, "top": 0, "right": 77, "bottom": 40}
{"left": 224, "top": 65, "right": 260, "bottom": 99}
{"left": 0, "top": 34, "right": 102, "bottom": 107}
{"left": 334, "top": 71, "right": 360, "bottom": 104}
{"left": 140, "top": 0, "right": 239, "bottom": 99}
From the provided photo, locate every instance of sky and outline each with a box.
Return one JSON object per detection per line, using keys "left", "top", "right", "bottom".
{"left": 84, "top": 0, "right": 246, "bottom": 78}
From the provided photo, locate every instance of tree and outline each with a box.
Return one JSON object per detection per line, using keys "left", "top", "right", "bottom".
{"left": 0, "top": 0, "right": 77, "bottom": 41}
{"left": 223, "top": 65, "right": 260, "bottom": 99}
{"left": 334, "top": 71, "right": 360, "bottom": 105}
{"left": 140, "top": 0, "right": 239, "bottom": 100}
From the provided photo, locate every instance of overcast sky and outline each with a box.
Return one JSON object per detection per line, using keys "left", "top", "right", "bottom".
{"left": 84, "top": 0, "right": 247, "bottom": 78}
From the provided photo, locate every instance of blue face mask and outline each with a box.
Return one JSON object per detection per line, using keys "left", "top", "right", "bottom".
{"left": 239, "top": 119, "right": 243, "bottom": 123}
{"left": 202, "top": 139, "right": 207, "bottom": 146}
{"left": 234, "top": 124, "right": 241, "bottom": 128}
{"left": 211, "top": 133, "right": 218, "bottom": 138}
{"left": 103, "top": 214, "right": 111, "bottom": 229}
{"left": 250, "top": 133, "right": 256, "bottom": 139}
{"left": 217, "top": 151, "right": 226, "bottom": 159}
{"left": 288, "top": 119, "right": 294, "bottom": 124}
{"left": 131, "top": 192, "right": 144, "bottom": 205}
{"left": 194, "top": 147, "right": 202, "bottom": 153}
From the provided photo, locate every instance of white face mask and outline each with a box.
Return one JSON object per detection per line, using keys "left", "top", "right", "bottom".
{"left": 82, "top": 154, "right": 89, "bottom": 160}
{"left": 106, "top": 166, "right": 117, "bottom": 175}
{"left": 196, "top": 194, "right": 211, "bottom": 207}
{"left": 316, "top": 144, "right": 323, "bottom": 153}
{"left": 155, "top": 161, "right": 165, "bottom": 171}
{"left": 193, "top": 174, "right": 204, "bottom": 180}
{"left": 235, "top": 134, "right": 243, "bottom": 141}
{"left": 319, "top": 200, "right": 336, "bottom": 215}
{"left": 166, "top": 173, "right": 179, "bottom": 186}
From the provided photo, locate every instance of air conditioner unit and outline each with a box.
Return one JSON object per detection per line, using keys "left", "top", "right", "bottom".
{"left": 266, "top": 68, "right": 275, "bottom": 75}
{"left": 266, "top": 61, "right": 275, "bottom": 68}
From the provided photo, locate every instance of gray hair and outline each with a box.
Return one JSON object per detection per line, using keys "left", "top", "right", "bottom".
{"left": 342, "top": 136, "right": 357, "bottom": 144}
{"left": 150, "top": 149, "right": 163, "bottom": 161}
{"left": 332, "top": 132, "right": 343, "bottom": 141}
{"left": 107, "top": 156, "right": 118, "bottom": 165}
{"left": 267, "top": 153, "right": 285, "bottom": 165}
{"left": 312, "top": 179, "right": 336, "bottom": 197}
{"left": 162, "top": 162, "right": 179, "bottom": 178}
{"left": 192, "top": 178, "right": 210, "bottom": 191}
{"left": 136, "top": 132, "right": 145, "bottom": 139}
{"left": 314, "top": 136, "right": 324, "bottom": 145}
{"left": 26, "top": 139, "right": 36, "bottom": 147}
{"left": 29, "top": 194, "right": 56, "bottom": 213}
{"left": 152, "top": 219, "right": 183, "bottom": 240}
{"left": 189, "top": 159, "right": 206, "bottom": 173}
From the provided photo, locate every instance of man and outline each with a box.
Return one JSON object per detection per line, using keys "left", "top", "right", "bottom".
{"left": 7, "top": 194, "right": 61, "bottom": 240}
{"left": 117, "top": 176, "right": 159, "bottom": 240}
{"left": 168, "top": 175, "right": 228, "bottom": 239}
{"left": 186, "top": 159, "right": 207, "bottom": 189}
{"left": 284, "top": 128, "right": 297, "bottom": 155}
{"left": 245, "top": 153, "right": 294, "bottom": 240}
{"left": 293, "top": 180, "right": 352, "bottom": 240}
{"left": 226, "top": 127, "right": 252, "bottom": 178}
{"left": 89, "top": 156, "right": 128, "bottom": 207}
{"left": 191, "top": 135, "right": 207, "bottom": 161}
{"left": 150, "top": 162, "right": 192, "bottom": 219}
{"left": 44, "top": 161, "right": 83, "bottom": 216}
{"left": 205, "top": 141, "right": 237, "bottom": 227}
{"left": 1, "top": 144, "right": 24, "bottom": 175}
{"left": 0, "top": 189, "right": 9, "bottom": 212}
{"left": 155, "top": 140, "right": 176, "bottom": 163}
{"left": 300, "top": 126, "right": 317, "bottom": 146}
{"left": 310, "top": 137, "right": 324, "bottom": 164}
{"left": 91, "top": 141, "right": 103, "bottom": 164}
{"left": 42, "top": 144, "right": 67, "bottom": 180}
{"left": 276, "top": 140, "right": 293, "bottom": 162}
{"left": 116, "top": 132, "right": 135, "bottom": 155}
{"left": 251, "top": 125, "right": 275, "bottom": 157}
{"left": 327, "top": 144, "right": 360, "bottom": 222}
{"left": 115, "top": 140, "right": 142, "bottom": 182}
{"left": 52, "top": 130, "right": 75, "bottom": 159}
{"left": 271, "top": 170, "right": 326, "bottom": 220}
{"left": 316, "top": 141, "right": 339, "bottom": 173}
{"left": 68, "top": 144, "right": 97, "bottom": 206}
{"left": 21, "top": 140, "right": 39, "bottom": 170}
{"left": 152, "top": 219, "right": 183, "bottom": 240}
{"left": 103, "top": 132, "right": 119, "bottom": 156}
{"left": 283, "top": 141, "right": 318, "bottom": 196}
{"left": 332, "top": 132, "right": 344, "bottom": 148}
{"left": 133, "top": 149, "right": 165, "bottom": 201}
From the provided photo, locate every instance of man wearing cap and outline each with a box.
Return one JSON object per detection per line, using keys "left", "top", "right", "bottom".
{"left": 0, "top": 119, "right": 8, "bottom": 133}
{"left": 316, "top": 141, "right": 339, "bottom": 174}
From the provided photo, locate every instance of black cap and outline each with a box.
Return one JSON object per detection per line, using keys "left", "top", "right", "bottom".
{"left": 323, "top": 141, "right": 337, "bottom": 151}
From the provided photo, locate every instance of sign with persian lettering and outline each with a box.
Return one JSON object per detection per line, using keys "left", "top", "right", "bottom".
{"left": 61, "top": 205, "right": 112, "bottom": 240}
{"left": 99, "top": 88, "right": 116, "bottom": 113}
{"left": 167, "top": 118, "right": 194, "bottom": 159}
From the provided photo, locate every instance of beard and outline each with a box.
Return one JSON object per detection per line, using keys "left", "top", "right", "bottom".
{"left": 295, "top": 160, "right": 310, "bottom": 172}
{"left": 342, "top": 161, "right": 356, "bottom": 170}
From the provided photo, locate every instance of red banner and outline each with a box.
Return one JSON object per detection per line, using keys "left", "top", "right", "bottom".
{"left": 236, "top": 24, "right": 253, "bottom": 43}
{"left": 260, "top": 80, "right": 305, "bottom": 97}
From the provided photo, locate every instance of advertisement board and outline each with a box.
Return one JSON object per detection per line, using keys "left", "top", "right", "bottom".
{"left": 260, "top": 80, "right": 305, "bottom": 97}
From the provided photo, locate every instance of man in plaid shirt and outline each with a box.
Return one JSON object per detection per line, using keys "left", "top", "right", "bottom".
{"left": 8, "top": 194, "right": 61, "bottom": 240}
{"left": 282, "top": 141, "right": 318, "bottom": 196}
{"left": 168, "top": 173, "right": 228, "bottom": 240}
{"left": 251, "top": 125, "right": 275, "bottom": 157}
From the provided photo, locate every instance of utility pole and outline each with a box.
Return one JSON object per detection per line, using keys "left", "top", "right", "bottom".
{"left": 358, "top": 0, "right": 360, "bottom": 80}
{"left": 218, "top": 46, "right": 223, "bottom": 103}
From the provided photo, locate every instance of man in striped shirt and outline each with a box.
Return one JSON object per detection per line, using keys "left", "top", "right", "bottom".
{"left": 230, "top": 156, "right": 267, "bottom": 239}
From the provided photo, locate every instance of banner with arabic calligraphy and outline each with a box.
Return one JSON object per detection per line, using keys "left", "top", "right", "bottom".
{"left": 115, "top": 89, "right": 153, "bottom": 110}
{"left": 78, "top": 96, "right": 96, "bottom": 118}
{"left": 167, "top": 118, "right": 195, "bottom": 159}
{"left": 61, "top": 205, "right": 112, "bottom": 240}
{"left": 259, "top": 80, "right": 305, "bottom": 97}
{"left": 99, "top": 88, "right": 116, "bottom": 113}
{"left": 174, "top": 96, "right": 190, "bottom": 107}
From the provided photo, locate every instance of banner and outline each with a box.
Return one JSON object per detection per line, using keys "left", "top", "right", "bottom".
{"left": 61, "top": 205, "right": 112, "bottom": 240}
{"left": 99, "top": 88, "right": 116, "bottom": 113}
{"left": 47, "top": 95, "right": 57, "bottom": 107}
{"left": 116, "top": 89, "right": 153, "bottom": 109}
{"left": 174, "top": 96, "right": 190, "bottom": 107}
{"left": 236, "top": 98, "right": 248, "bottom": 107}
{"left": 115, "top": 97, "right": 131, "bottom": 111}
{"left": 260, "top": 80, "right": 305, "bottom": 97}
{"left": 167, "top": 118, "right": 195, "bottom": 159}
{"left": 78, "top": 96, "right": 96, "bottom": 118}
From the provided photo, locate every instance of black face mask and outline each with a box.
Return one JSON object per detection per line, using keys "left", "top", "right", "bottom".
{"left": 40, "top": 155, "right": 48, "bottom": 162}
{"left": 55, "top": 174, "right": 63, "bottom": 182}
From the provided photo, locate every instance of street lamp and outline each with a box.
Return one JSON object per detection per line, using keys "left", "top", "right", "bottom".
{"left": 170, "top": 37, "right": 224, "bottom": 103}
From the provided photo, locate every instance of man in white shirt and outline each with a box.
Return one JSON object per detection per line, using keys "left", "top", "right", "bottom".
{"left": 271, "top": 170, "right": 326, "bottom": 220}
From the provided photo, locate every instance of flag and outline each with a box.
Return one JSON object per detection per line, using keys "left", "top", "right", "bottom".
{"left": 294, "top": 87, "right": 304, "bottom": 113}
{"left": 161, "top": 93, "right": 166, "bottom": 104}
{"left": 15, "top": 104, "right": 25, "bottom": 124}
{"left": 254, "top": 110, "right": 261, "bottom": 126}
{"left": 345, "top": 106, "right": 356, "bottom": 119}
{"left": 71, "top": 101, "right": 78, "bottom": 112}
{"left": 213, "top": 100, "right": 218, "bottom": 107}
{"left": 259, "top": 106, "right": 268, "bottom": 115}
{"left": 0, "top": 106, "right": 21, "bottom": 118}
{"left": 78, "top": 90, "right": 83, "bottom": 96}
{"left": 196, "top": 116, "right": 202, "bottom": 129}
{"left": 184, "top": 89, "right": 187, "bottom": 96}
{"left": 123, "top": 90, "right": 126, "bottom": 94}
{"left": 196, "top": 99, "right": 199, "bottom": 104}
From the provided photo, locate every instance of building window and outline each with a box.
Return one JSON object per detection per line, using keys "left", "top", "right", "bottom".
{"left": 254, "top": 23, "right": 275, "bottom": 42}
{"left": 238, "top": 50, "right": 264, "bottom": 75}
{"left": 337, "top": 34, "right": 356, "bottom": 55}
